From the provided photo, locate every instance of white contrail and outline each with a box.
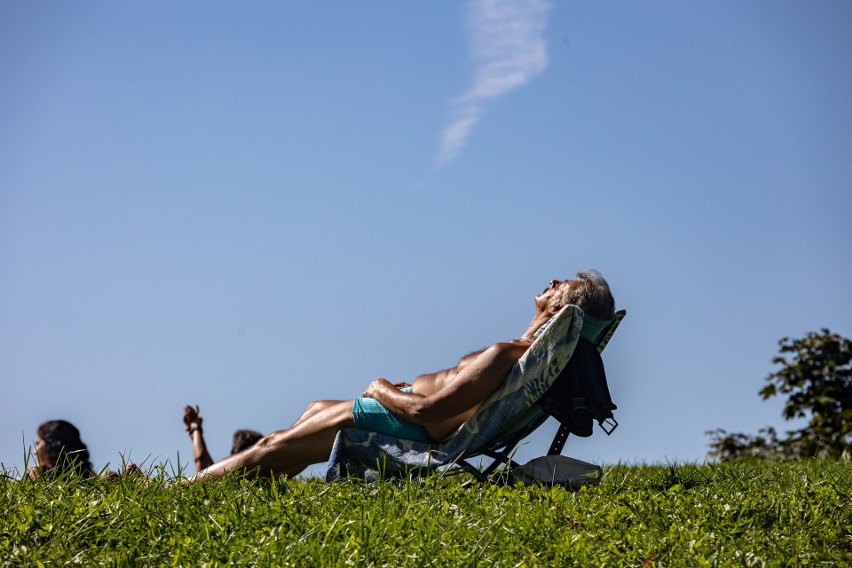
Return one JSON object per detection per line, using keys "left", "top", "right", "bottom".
{"left": 436, "top": 0, "right": 551, "bottom": 169}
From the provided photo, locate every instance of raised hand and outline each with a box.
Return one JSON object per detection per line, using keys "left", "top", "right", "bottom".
{"left": 183, "top": 405, "right": 203, "bottom": 433}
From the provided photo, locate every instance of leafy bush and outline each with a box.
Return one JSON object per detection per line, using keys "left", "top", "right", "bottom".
{"left": 708, "top": 329, "right": 851, "bottom": 461}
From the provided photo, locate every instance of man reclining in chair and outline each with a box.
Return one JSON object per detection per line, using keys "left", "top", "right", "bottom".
{"left": 186, "top": 270, "right": 615, "bottom": 482}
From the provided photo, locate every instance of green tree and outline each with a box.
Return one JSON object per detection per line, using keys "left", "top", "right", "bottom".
{"left": 708, "top": 329, "right": 852, "bottom": 461}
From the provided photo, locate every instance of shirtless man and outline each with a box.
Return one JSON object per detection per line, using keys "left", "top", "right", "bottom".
{"left": 186, "top": 270, "right": 615, "bottom": 482}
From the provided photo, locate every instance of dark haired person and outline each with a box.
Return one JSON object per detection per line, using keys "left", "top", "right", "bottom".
{"left": 187, "top": 270, "right": 616, "bottom": 483}
{"left": 29, "top": 420, "right": 138, "bottom": 479}
{"left": 182, "top": 405, "right": 263, "bottom": 472}
{"left": 29, "top": 420, "right": 94, "bottom": 478}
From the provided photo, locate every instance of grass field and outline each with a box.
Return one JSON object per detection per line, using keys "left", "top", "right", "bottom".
{"left": 2, "top": 460, "right": 850, "bottom": 566}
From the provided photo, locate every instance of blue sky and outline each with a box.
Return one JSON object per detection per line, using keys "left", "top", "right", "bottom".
{"left": 2, "top": 1, "right": 850, "bottom": 478}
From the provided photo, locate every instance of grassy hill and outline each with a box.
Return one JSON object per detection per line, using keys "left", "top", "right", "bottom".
{"left": 3, "top": 460, "right": 850, "bottom": 566}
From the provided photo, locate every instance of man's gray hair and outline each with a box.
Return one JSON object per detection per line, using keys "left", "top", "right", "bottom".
{"left": 559, "top": 269, "right": 616, "bottom": 320}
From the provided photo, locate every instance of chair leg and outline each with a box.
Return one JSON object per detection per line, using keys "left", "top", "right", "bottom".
{"left": 454, "top": 449, "right": 523, "bottom": 485}
{"left": 456, "top": 460, "right": 488, "bottom": 482}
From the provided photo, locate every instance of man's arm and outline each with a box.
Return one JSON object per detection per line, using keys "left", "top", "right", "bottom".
{"left": 183, "top": 405, "right": 215, "bottom": 472}
{"left": 362, "top": 342, "right": 527, "bottom": 426}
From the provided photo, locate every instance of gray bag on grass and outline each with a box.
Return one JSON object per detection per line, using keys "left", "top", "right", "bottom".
{"left": 510, "top": 455, "right": 602, "bottom": 488}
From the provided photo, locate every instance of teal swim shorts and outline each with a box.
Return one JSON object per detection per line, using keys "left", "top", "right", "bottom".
{"left": 352, "top": 387, "right": 434, "bottom": 442}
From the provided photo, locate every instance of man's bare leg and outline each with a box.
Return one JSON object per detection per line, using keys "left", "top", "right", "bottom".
{"left": 289, "top": 400, "right": 344, "bottom": 429}
{"left": 186, "top": 400, "right": 355, "bottom": 482}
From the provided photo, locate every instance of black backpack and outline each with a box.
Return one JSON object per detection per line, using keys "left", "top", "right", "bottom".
{"left": 537, "top": 337, "right": 618, "bottom": 455}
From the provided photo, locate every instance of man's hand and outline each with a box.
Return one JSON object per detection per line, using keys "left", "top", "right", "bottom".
{"left": 183, "top": 405, "right": 203, "bottom": 433}
{"left": 362, "top": 378, "right": 394, "bottom": 399}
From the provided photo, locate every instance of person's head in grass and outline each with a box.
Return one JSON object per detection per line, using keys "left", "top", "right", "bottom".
{"left": 231, "top": 429, "right": 263, "bottom": 455}
{"left": 33, "top": 419, "right": 94, "bottom": 478}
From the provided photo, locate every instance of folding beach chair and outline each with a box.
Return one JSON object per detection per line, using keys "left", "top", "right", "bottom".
{"left": 325, "top": 304, "right": 626, "bottom": 484}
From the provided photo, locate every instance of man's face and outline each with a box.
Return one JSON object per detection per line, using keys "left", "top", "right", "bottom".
{"left": 535, "top": 279, "right": 576, "bottom": 314}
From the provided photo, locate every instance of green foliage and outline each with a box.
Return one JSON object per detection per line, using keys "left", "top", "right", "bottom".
{"left": 2, "top": 461, "right": 851, "bottom": 566}
{"left": 705, "top": 427, "right": 784, "bottom": 462}
{"left": 708, "top": 329, "right": 852, "bottom": 461}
